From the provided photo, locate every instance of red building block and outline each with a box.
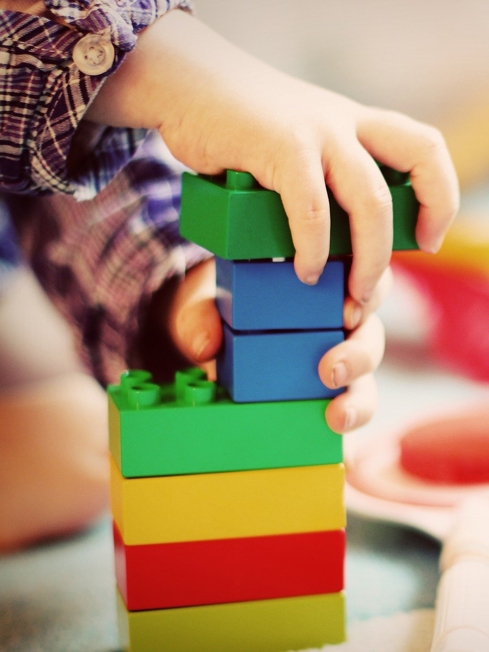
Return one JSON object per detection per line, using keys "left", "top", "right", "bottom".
{"left": 113, "top": 522, "right": 345, "bottom": 611}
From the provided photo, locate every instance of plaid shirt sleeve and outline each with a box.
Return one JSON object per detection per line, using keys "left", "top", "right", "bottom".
{"left": 0, "top": 2, "right": 213, "bottom": 385}
{"left": 0, "top": 0, "right": 192, "bottom": 199}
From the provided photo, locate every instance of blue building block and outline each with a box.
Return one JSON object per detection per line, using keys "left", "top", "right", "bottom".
{"left": 217, "top": 323, "right": 344, "bottom": 402}
{"left": 216, "top": 258, "right": 345, "bottom": 331}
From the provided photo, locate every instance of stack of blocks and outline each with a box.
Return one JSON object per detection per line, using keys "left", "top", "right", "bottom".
{"left": 110, "top": 168, "right": 419, "bottom": 651}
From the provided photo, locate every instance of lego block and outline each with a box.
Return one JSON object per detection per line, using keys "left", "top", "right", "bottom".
{"left": 117, "top": 589, "right": 346, "bottom": 652}
{"left": 216, "top": 257, "right": 345, "bottom": 331}
{"left": 180, "top": 167, "right": 419, "bottom": 259}
{"left": 110, "top": 455, "right": 345, "bottom": 545}
{"left": 217, "top": 322, "right": 344, "bottom": 402}
{"left": 109, "top": 369, "right": 342, "bottom": 478}
{"left": 114, "top": 521, "right": 345, "bottom": 610}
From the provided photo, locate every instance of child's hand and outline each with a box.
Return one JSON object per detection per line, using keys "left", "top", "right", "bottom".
{"left": 86, "top": 9, "right": 457, "bottom": 433}
{"left": 319, "top": 267, "right": 392, "bottom": 433}
{"left": 164, "top": 259, "right": 390, "bottom": 434}
{"left": 88, "top": 10, "right": 459, "bottom": 307}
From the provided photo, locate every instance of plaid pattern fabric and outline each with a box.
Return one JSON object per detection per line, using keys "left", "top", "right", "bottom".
{"left": 0, "top": 0, "right": 192, "bottom": 197}
{"left": 0, "top": 1, "right": 207, "bottom": 384}
{"left": 8, "top": 134, "right": 210, "bottom": 385}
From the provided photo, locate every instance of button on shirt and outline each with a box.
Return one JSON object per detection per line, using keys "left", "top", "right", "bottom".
{"left": 0, "top": 0, "right": 192, "bottom": 197}
{"left": 72, "top": 33, "right": 115, "bottom": 75}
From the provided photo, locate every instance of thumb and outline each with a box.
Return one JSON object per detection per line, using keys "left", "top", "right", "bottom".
{"left": 168, "top": 260, "right": 223, "bottom": 371}
{"left": 174, "top": 297, "right": 222, "bottom": 365}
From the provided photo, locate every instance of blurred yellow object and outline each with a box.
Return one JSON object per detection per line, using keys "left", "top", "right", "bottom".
{"left": 394, "top": 216, "right": 489, "bottom": 277}
{"left": 441, "top": 90, "right": 489, "bottom": 190}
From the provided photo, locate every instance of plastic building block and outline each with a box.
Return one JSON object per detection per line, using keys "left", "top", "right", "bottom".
{"left": 180, "top": 167, "right": 419, "bottom": 260}
{"left": 116, "top": 590, "right": 346, "bottom": 652}
{"left": 217, "top": 322, "right": 344, "bottom": 402}
{"left": 216, "top": 258, "right": 345, "bottom": 331}
{"left": 109, "top": 369, "right": 342, "bottom": 478}
{"left": 110, "top": 455, "right": 345, "bottom": 545}
{"left": 114, "top": 522, "right": 345, "bottom": 611}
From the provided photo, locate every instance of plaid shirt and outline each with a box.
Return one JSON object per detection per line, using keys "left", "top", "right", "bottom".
{"left": 0, "top": 0, "right": 192, "bottom": 197}
{"left": 0, "top": 1, "right": 209, "bottom": 385}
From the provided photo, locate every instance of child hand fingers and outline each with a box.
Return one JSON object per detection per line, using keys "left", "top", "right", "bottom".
{"left": 172, "top": 296, "right": 223, "bottom": 364}
{"left": 168, "top": 259, "right": 223, "bottom": 365}
{"left": 318, "top": 312, "right": 385, "bottom": 390}
{"left": 325, "top": 141, "right": 393, "bottom": 304}
{"left": 325, "top": 374, "right": 378, "bottom": 434}
{"left": 278, "top": 155, "right": 331, "bottom": 285}
{"left": 343, "top": 266, "right": 393, "bottom": 331}
{"left": 357, "top": 108, "right": 460, "bottom": 253}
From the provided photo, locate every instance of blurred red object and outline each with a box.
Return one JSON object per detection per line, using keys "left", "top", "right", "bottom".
{"left": 400, "top": 413, "right": 489, "bottom": 484}
{"left": 393, "top": 252, "right": 489, "bottom": 382}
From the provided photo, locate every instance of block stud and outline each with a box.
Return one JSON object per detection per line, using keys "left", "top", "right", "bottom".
{"left": 120, "top": 370, "right": 153, "bottom": 393}
{"left": 183, "top": 380, "right": 216, "bottom": 406}
{"left": 175, "top": 368, "right": 207, "bottom": 401}
{"left": 127, "top": 382, "right": 162, "bottom": 409}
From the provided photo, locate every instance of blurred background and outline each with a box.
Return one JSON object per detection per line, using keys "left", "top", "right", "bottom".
{"left": 199, "top": 0, "right": 489, "bottom": 383}
{"left": 197, "top": 0, "right": 488, "bottom": 121}
{"left": 198, "top": 0, "right": 489, "bottom": 190}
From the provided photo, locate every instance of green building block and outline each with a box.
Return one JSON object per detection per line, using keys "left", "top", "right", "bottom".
{"left": 109, "top": 368, "right": 342, "bottom": 478}
{"left": 117, "top": 589, "right": 346, "bottom": 651}
{"left": 179, "top": 167, "right": 419, "bottom": 259}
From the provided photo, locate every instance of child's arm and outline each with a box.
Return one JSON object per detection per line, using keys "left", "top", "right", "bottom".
{"left": 86, "top": 9, "right": 459, "bottom": 305}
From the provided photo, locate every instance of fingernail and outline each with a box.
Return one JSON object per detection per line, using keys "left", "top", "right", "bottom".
{"left": 428, "top": 235, "right": 444, "bottom": 254}
{"left": 346, "top": 304, "right": 362, "bottom": 330}
{"left": 360, "top": 289, "right": 373, "bottom": 305}
{"left": 332, "top": 361, "right": 348, "bottom": 388}
{"left": 304, "top": 274, "right": 319, "bottom": 285}
{"left": 193, "top": 331, "right": 210, "bottom": 359}
{"left": 344, "top": 406, "right": 357, "bottom": 431}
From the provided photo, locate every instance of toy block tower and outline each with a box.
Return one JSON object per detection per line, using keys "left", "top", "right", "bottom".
{"left": 110, "top": 168, "right": 419, "bottom": 651}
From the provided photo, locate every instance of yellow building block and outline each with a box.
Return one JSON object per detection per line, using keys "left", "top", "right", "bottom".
{"left": 110, "top": 456, "right": 345, "bottom": 545}
{"left": 116, "top": 589, "right": 346, "bottom": 651}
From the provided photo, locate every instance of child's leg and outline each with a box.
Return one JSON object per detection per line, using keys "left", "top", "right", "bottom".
{"left": 0, "top": 373, "right": 108, "bottom": 551}
{"left": 0, "top": 268, "right": 108, "bottom": 551}
{"left": 0, "top": 266, "right": 83, "bottom": 388}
